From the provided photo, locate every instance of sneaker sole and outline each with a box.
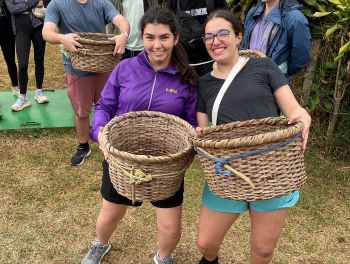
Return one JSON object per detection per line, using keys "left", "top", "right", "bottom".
{"left": 152, "top": 255, "right": 174, "bottom": 264}
{"left": 35, "top": 96, "right": 49, "bottom": 104}
{"left": 11, "top": 101, "right": 31, "bottom": 111}
{"left": 73, "top": 149, "right": 91, "bottom": 166}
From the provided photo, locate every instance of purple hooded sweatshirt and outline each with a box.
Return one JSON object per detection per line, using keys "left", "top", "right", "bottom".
{"left": 90, "top": 50, "right": 198, "bottom": 142}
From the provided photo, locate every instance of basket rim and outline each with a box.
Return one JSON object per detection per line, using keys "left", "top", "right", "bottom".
{"left": 239, "top": 49, "right": 267, "bottom": 58}
{"left": 75, "top": 32, "right": 116, "bottom": 45}
{"left": 103, "top": 111, "right": 196, "bottom": 163}
{"left": 192, "top": 117, "right": 303, "bottom": 149}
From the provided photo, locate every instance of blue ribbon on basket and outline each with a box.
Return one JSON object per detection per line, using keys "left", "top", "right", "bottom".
{"left": 194, "top": 133, "right": 301, "bottom": 177}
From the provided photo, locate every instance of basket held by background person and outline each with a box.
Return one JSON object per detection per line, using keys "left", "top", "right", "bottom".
{"left": 70, "top": 32, "right": 121, "bottom": 73}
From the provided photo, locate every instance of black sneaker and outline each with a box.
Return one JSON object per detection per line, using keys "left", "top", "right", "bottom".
{"left": 199, "top": 256, "right": 219, "bottom": 264}
{"left": 71, "top": 146, "right": 91, "bottom": 166}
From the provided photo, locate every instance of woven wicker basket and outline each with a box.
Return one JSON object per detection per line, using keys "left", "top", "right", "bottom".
{"left": 239, "top": 49, "right": 266, "bottom": 58}
{"left": 70, "top": 32, "right": 121, "bottom": 73}
{"left": 192, "top": 118, "right": 306, "bottom": 201}
{"left": 103, "top": 111, "right": 196, "bottom": 203}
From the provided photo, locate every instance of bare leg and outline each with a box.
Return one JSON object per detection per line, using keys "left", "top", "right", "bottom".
{"left": 197, "top": 206, "right": 240, "bottom": 261}
{"left": 75, "top": 115, "right": 90, "bottom": 144}
{"left": 249, "top": 209, "right": 288, "bottom": 264}
{"left": 95, "top": 199, "right": 128, "bottom": 245}
{"left": 155, "top": 205, "right": 182, "bottom": 258}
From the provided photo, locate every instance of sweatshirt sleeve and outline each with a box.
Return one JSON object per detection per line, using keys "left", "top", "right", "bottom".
{"left": 89, "top": 66, "right": 122, "bottom": 142}
{"left": 180, "top": 86, "right": 198, "bottom": 127}
{"left": 286, "top": 11, "right": 311, "bottom": 76}
{"left": 5, "top": 0, "right": 39, "bottom": 14}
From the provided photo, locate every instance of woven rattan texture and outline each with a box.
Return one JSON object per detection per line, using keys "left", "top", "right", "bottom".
{"left": 104, "top": 111, "right": 195, "bottom": 203}
{"left": 239, "top": 49, "right": 267, "bottom": 58}
{"left": 192, "top": 118, "right": 307, "bottom": 201}
{"left": 70, "top": 32, "right": 121, "bottom": 73}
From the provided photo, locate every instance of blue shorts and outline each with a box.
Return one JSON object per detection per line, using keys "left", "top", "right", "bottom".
{"left": 202, "top": 182, "right": 299, "bottom": 213}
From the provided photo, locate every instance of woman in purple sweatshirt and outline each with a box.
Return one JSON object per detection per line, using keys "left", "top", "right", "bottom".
{"left": 83, "top": 7, "right": 198, "bottom": 264}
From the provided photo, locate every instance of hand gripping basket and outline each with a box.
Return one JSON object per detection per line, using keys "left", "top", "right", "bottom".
{"left": 103, "top": 111, "right": 196, "bottom": 203}
{"left": 70, "top": 32, "right": 121, "bottom": 73}
{"left": 192, "top": 118, "right": 307, "bottom": 201}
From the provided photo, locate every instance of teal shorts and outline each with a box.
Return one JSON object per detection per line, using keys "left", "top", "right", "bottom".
{"left": 202, "top": 182, "right": 299, "bottom": 213}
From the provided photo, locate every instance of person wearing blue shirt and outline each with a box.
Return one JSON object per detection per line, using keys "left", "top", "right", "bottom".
{"left": 242, "top": 0, "right": 311, "bottom": 81}
{"left": 42, "top": 0, "right": 129, "bottom": 166}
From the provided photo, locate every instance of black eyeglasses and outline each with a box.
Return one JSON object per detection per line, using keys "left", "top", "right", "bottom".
{"left": 203, "top": 29, "right": 230, "bottom": 45}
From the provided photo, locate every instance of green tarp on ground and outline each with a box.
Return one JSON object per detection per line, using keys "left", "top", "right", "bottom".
{"left": 0, "top": 89, "right": 93, "bottom": 130}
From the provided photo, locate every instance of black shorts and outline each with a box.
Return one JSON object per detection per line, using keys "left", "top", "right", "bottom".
{"left": 101, "top": 160, "right": 184, "bottom": 208}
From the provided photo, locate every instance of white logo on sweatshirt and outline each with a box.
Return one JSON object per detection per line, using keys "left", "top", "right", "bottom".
{"left": 185, "top": 8, "right": 208, "bottom": 16}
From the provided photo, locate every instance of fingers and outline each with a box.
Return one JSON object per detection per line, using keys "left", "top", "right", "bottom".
{"left": 73, "top": 40, "right": 83, "bottom": 48}
{"left": 109, "top": 35, "right": 127, "bottom": 55}
{"left": 71, "top": 33, "right": 81, "bottom": 39}
{"left": 99, "top": 144, "right": 109, "bottom": 160}
{"left": 62, "top": 34, "right": 83, "bottom": 52}
{"left": 195, "top": 126, "right": 203, "bottom": 134}
{"left": 98, "top": 127, "right": 109, "bottom": 160}
{"left": 107, "top": 37, "right": 116, "bottom": 43}
{"left": 301, "top": 128, "right": 309, "bottom": 152}
{"left": 287, "top": 115, "right": 297, "bottom": 125}
{"left": 113, "top": 45, "right": 120, "bottom": 56}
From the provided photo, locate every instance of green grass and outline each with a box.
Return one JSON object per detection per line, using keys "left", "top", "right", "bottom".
{"left": 0, "top": 46, "right": 350, "bottom": 263}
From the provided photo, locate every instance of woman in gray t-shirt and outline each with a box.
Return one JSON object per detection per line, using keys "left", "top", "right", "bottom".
{"left": 196, "top": 9, "right": 311, "bottom": 264}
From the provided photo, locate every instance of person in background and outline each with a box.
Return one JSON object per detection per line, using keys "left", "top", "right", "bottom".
{"left": 168, "top": 0, "right": 228, "bottom": 76}
{"left": 83, "top": 7, "right": 197, "bottom": 264}
{"left": 6, "top": 0, "right": 49, "bottom": 111}
{"left": 42, "top": 0, "right": 129, "bottom": 166}
{"left": 196, "top": 10, "right": 311, "bottom": 264}
{"left": 0, "top": 0, "right": 18, "bottom": 95}
{"left": 241, "top": 0, "right": 311, "bottom": 80}
{"left": 106, "top": 0, "right": 158, "bottom": 60}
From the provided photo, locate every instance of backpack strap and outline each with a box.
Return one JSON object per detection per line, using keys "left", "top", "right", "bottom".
{"left": 206, "top": 0, "right": 215, "bottom": 14}
{"left": 211, "top": 57, "right": 249, "bottom": 126}
{"left": 176, "top": 0, "right": 181, "bottom": 12}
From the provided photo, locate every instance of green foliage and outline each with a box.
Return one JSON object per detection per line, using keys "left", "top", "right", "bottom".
{"left": 313, "top": 0, "right": 350, "bottom": 62}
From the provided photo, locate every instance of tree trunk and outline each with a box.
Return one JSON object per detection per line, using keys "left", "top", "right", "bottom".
{"left": 302, "top": 39, "right": 321, "bottom": 100}
{"left": 326, "top": 57, "right": 350, "bottom": 138}
{"left": 327, "top": 98, "right": 342, "bottom": 138}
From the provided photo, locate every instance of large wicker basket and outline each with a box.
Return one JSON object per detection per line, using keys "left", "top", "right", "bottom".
{"left": 103, "top": 111, "right": 196, "bottom": 203}
{"left": 70, "top": 32, "right": 121, "bottom": 73}
{"left": 192, "top": 118, "right": 306, "bottom": 201}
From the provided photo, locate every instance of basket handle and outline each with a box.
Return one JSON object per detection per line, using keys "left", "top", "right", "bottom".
{"left": 77, "top": 48, "right": 114, "bottom": 56}
{"left": 195, "top": 146, "right": 255, "bottom": 188}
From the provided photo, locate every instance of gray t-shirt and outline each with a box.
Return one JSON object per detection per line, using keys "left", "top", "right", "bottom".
{"left": 197, "top": 58, "right": 288, "bottom": 125}
{"left": 45, "top": 0, "right": 119, "bottom": 75}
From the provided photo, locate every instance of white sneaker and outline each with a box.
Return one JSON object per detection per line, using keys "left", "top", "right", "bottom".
{"left": 81, "top": 240, "right": 111, "bottom": 264}
{"left": 11, "top": 96, "right": 31, "bottom": 111}
{"left": 34, "top": 89, "right": 49, "bottom": 103}
{"left": 12, "top": 87, "right": 20, "bottom": 97}
{"left": 152, "top": 252, "right": 174, "bottom": 264}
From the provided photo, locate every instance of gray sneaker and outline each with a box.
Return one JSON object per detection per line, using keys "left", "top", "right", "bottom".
{"left": 81, "top": 240, "right": 111, "bottom": 264}
{"left": 152, "top": 252, "right": 174, "bottom": 264}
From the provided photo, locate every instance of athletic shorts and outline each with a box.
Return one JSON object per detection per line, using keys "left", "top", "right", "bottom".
{"left": 202, "top": 182, "right": 299, "bottom": 213}
{"left": 101, "top": 160, "right": 184, "bottom": 208}
{"left": 66, "top": 72, "right": 110, "bottom": 117}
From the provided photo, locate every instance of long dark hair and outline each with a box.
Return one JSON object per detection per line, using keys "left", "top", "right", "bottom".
{"left": 139, "top": 7, "right": 197, "bottom": 87}
{"left": 203, "top": 9, "right": 243, "bottom": 36}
